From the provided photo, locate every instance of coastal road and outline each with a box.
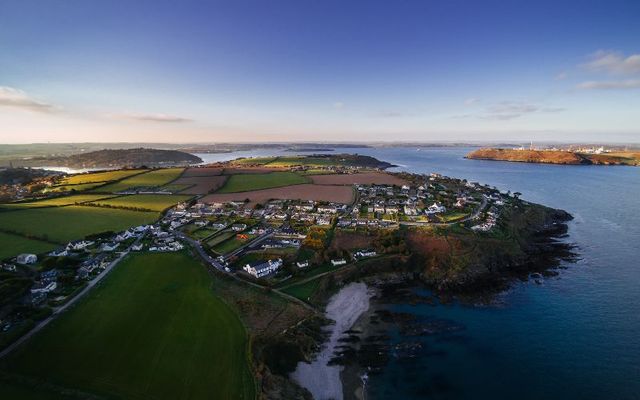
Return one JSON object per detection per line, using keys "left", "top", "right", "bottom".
{"left": 0, "top": 236, "right": 143, "bottom": 359}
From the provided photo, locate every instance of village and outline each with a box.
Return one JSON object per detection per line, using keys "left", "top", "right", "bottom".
{"left": 0, "top": 170, "right": 510, "bottom": 349}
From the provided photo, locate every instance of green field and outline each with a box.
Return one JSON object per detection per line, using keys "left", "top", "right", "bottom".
{"left": 216, "top": 171, "right": 308, "bottom": 193}
{"left": 230, "top": 157, "right": 277, "bottom": 165}
{"left": 0, "top": 206, "right": 158, "bottom": 243}
{"left": 0, "top": 252, "right": 255, "bottom": 400}
{"left": 57, "top": 169, "right": 146, "bottom": 185}
{"left": 97, "top": 168, "right": 185, "bottom": 193}
{"left": 205, "top": 231, "right": 236, "bottom": 247}
{"left": 0, "top": 232, "right": 56, "bottom": 260}
{"left": 281, "top": 278, "right": 322, "bottom": 301}
{"left": 0, "top": 194, "right": 118, "bottom": 209}
{"left": 45, "top": 182, "right": 106, "bottom": 193}
{"left": 190, "top": 227, "right": 220, "bottom": 240}
{"left": 212, "top": 234, "right": 256, "bottom": 255}
{"left": 87, "top": 194, "right": 192, "bottom": 212}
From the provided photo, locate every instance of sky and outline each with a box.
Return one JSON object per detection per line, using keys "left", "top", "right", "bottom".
{"left": 1, "top": 0, "right": 639, "bottom": 144}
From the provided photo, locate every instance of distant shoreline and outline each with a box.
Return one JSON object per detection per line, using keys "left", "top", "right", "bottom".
{"left": 466, "top": 148, "right": 640, "bottom": 166}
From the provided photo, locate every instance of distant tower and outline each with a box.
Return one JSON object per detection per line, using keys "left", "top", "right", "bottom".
{"left": 530, "top": 141, "right": 533, "bottom": 150}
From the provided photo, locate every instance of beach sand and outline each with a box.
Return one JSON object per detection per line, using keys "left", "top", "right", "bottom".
{"left": 291, "top": 282, "right": 371, "bottom": 400}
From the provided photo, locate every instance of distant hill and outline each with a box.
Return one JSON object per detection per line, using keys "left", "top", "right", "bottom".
{"left": 466, "top": 148, "right": 640, "bottom": 166}
{"left": 24, "top": 148, "right": 203, "bottom": 168}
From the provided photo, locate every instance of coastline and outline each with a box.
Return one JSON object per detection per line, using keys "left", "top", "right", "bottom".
{"left": 291, "top": 282, "right": 372, "bottom": 400}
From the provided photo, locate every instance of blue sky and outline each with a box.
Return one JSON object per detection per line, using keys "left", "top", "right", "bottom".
{"left": 1, "top": 0, "right": 639, "bottom": 143}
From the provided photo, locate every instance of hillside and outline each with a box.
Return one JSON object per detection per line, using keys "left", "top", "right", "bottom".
{"left": 466, "top": 148, "right": 640, "bottom": 166}
{"left": 466, "top": 148, "right": 589, "bottom": 165}
{"left": 23, "top": 148, "right": 202, "bottom": 168}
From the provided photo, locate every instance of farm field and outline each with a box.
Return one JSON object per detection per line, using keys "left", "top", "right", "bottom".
{"left": 96, "top": 168, "right": 184, "bottom": 192}
{"left": 201, "top": 184, "right": 355, "bottom": 207}
{"left": 0, "top": 232, "right": 56, "bottom": 260}
{"left": 0, "top": 194, "right": 118, "bottom": 209}
{"left": 310, "top": 172, "right": 408, "bottom": 186}
{"left": 86, "top": 194, "right": 192, "bottom": 212}
{"left": 172, "top": 175, "right": 228, "bottom": 194}
{"left": 0, "top": 206, "right": 158, "bottom": 243}
{"left": 217, "top": 171, "right": 308, "bottom": 193}
{"left": 190, "top": 227, "right": 220, "bottom": 240}
{"left": 222, "top": 166, "right": 280, "bottom": 174}
{"left": 0, "top": 252, "right": 255, "bottom": 400}
{"left": 229, "top": 157, "right": 277, "bottom": 166}
{"left": 46, "top": 182, "right": 106, "bottom": 193}
{"left": 180, "top": 167, "right": 223, "bottom": 177}
{"left": 56, "top": 169, "right": 146, "bottom": 185}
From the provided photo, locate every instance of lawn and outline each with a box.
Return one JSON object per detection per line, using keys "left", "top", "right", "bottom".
{"left": 190, "top": 227, "right": 220, "bottom": 240}
{"left": 57, "top": 169, "right": 146, "bottom": 185}
{"left": 281, "top": 278, "right": 322, "bottom": 301}
{"left": 212, "top": 234, "right": 256, "bottom": 255}
{"left": 0, "top": 206, "right": 158, "bottom": 243}
{"left": 0, "top": 252, "right": 255, "bottom": 400}
{"left": 96, "top": 168, "right": 185, "bottom": 192}
{"left": 205, "top": 231, "right": 236, "bottom": 248}
{"left": 0, "top": 194, "right": 118, "bottom": 209}
{"left": 0, "top": 232, "right": 57, "bottom": 260}
{"left": 216, "top": 171, "right": 309, "bottom": 193}
{"left": 86, "top": 194, "right": 192, "bottom": 212}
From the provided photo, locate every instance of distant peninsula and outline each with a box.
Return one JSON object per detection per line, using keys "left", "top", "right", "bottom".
{"left": 466, "top": 148, "right": 640, "bottom": 166}
{"left": 18, "top": 148, "right": 203, "bottom": 169}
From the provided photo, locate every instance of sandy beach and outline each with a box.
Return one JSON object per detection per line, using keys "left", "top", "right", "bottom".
{"left": 291, "top": 282, "right": 372, "bottom": 400}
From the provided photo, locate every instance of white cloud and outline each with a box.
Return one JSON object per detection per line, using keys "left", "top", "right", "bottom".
{"left": 576, "top": 79, "right": 640, "bottom": 90}
{"left": 464, "top": 97, "right": 479, "bottom": 106}
{"left": 480, "top": 101, "right": 565, "bottom": 120}
{"left": 555, "top": 71, "right": 568, "bottom": 80}
{"left": 583, "top": 50, "right": 640, "bottom": 75}
{"left": 0, "top": 86, "right": 54, "bottom": 112}
{"left": 333, "top": 101, "right": 344, "bottom": 109}
{"left": 120, "top": 113, "right": 191, "bottom": 123}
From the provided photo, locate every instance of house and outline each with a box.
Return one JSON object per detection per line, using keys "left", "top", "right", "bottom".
{"left": 426, "top": 203, "right": 446, "bottom": 214}
{"left": 131, "top": 244, "right": 143, "bottom": 251}
{"left": 404, "top": 205, "right": 418, "bottom": 216}
{"left": 76, "top": 267, "right": 90, "bottom": 280}
{"left": 331, "top": 259, "right": 347, "bottom": 266}
{"left": 30, "top": 281, "right": 57, "bottom": 294}
{"left": 243, "top": 258, "right": 283, "bottom": 278}
{"left": 232, "top": 223, "right": 247, "bottom": 232}
{"left": 296, "top": 261, "right": 310, "bottom": 268}
{"left": 16, "top": 253, "right": 37, "bottom": 265}
{"left": 48, "top": 248, "right": 69, "bottom": 257}
{"left": 66, "top": 240, "right": 94, "bottom": 251}
{"left": 355, "top": 250, "right": 377, "bottom": 258}
{"left": 100, "top": 242, "right": 119, "bottom": 252}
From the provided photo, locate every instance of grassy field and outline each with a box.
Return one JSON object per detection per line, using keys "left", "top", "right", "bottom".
{"left": 45, "top": 182, "right": 106, "bottom": 193}
{"left": 86, "top": 194, "right": 192, "bottom": 212}
{"left": 216, "top": 171, "right": 309, "bottom": 193}
{"left": 230, "top": 157, "right": 277, "bottom": 165}
{"left": 57, "top": 169, "right": 146, "bottom": 185}
{"left": 212, "top": 234, "right": 256, "bottom": 255}
{"left": 0, "top": 194, "right": 118, "bottom": 209}
{"left": 97, "top": 168, "right": 185, "bottom": 192}
{"left": 0, "top": 232, "right": 56, "bottom": 260}
{"left": 0, "top": 252, "right": 255, "bottom": 400}
{"left": 0, "top": 206, "right": 158, "bottom": 243}
{"left": 281, "top": 278, "right": 322, "bottom": 301}
{"left": 205, "top": 231, "right": 236, "bottom": 248}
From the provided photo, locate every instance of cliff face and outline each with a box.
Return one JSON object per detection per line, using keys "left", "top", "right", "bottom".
{"left": 466, "top": 148, "right": 588, "bottom": 165}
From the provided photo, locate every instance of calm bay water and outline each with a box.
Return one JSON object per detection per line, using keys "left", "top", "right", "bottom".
{"left": 198, "top": 146, "right": 640, "bottom": 399}
{"left": 353, "top": 147, "right": 640, "bottom": 400}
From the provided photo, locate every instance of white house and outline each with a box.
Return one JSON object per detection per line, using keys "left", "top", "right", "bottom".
{"left": 355, "top": 250, "right": 377, "bottom": 258}
{"left": 16, "top": 253, "right": 37, "bottom": 265}
{"left": 243, "top": 258, "right": 283, "bottom": 278}
{"left": 296, "top": 261, "right": 310, "bottom": 268}
{"left": 331, "top": 259, "right": 347, "bottom": 266}
{"left": 426, "top": 203, "right": 446, "bottom": 214}
{"left": 30, "top": 281, "right": 57, "bottom": 294}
